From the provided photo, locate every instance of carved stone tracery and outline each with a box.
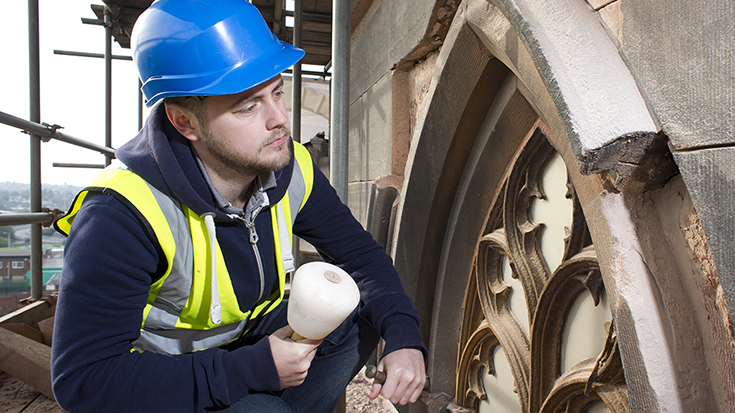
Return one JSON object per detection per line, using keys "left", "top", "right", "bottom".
{"left": 456, "top": 127, "right": 630, "bottom": 412}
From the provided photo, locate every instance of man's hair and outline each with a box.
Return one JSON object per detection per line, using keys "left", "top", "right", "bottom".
{"left": 163, "top": 96, "right": 209, "bottom": 129}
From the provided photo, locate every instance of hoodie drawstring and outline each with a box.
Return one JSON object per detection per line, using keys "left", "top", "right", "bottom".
{"left": 277, "top": 202, "right": 295, "bottom": 274}
{"left": 202, "top": 213, "right": 222, "bottom": 325}
{"left": 204, "top": 203, "right": 293, "bottom": 326}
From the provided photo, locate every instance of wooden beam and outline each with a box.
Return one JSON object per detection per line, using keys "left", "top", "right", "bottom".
{"left": 38, "top": 317, "right": 55, "bottom": 346}
{"left": 1, "top": 323, "right": 44, "bottom": 344}
{"left": 273, "top": 0, "right": 285, "bottom": 36}
{"left": 0, "top": 296, "right": 56, "bottom": 330}
{"left": 0, "top": 327, "right": 54, "bottom": 400}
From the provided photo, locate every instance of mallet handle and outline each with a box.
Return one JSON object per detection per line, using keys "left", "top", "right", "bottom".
{"left": 365, "top": 364, "right": 386, "bottom": 384}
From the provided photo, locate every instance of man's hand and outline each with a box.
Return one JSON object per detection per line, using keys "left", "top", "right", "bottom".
{"left": 268, "top": 325, "right": 322, "bottom": 388}
{"left": 368, "top": 348, "right": 426, "bottom": 405}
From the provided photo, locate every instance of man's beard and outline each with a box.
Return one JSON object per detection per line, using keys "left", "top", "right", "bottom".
{"left": 200, "top": 126, "right": 292, "bottom": 177}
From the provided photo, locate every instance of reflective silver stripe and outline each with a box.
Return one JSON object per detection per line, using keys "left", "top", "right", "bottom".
{"left": 141, "top": 304, "right": 180, "bottom": 330}
{"left": 124, "top": 148, "right": 311, "bottom": 354}
{"left": 288, "top": 158, "right": 307, "bottom": 219}
{"left": 277, "top": 202, "right": 295, "bottom": 273}
{"left": 101, "top": 163, "right": 195, "bottom": 334}
{"left": 134, "top": 319, "right": 250, "bottom": 354}
{"left": 147, "top": 185, "right": 193, "bottom": 316}
{"left": 276, "top": 158, "right": 307, "bottom": 274}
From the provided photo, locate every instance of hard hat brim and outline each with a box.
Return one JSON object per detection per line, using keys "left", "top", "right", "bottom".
{"left": 142, "top": 41, "right": 305, "bottom": 107}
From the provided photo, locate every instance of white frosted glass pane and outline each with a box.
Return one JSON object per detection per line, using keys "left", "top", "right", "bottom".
{"left": 560, "top": 290, "right": 611, "bottom": 373}
{"left": 478, "top": 346, "right": 522, "bottom": 413}
{"left": 584, "top": 400, "right": 611, "bottom": 413}
{"left": 530, "top": 153, "right": 572, "bottom": 273}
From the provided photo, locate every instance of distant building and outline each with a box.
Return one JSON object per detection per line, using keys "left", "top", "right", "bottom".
{"left": 43, "top": 250, "right": 63, "bottom": 293}
{"left": 0, "top": 249, "right": 30, "bottom": 280}
{"left": 0, "top": 248, "right": 63, "bottom": 295}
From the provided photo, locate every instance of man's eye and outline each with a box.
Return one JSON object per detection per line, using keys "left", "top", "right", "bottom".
{"left": 240, "top": 104, "right": 257, "bottom": 114}
{"left": 273, "top": 90, "right": 284, "bottom": 99}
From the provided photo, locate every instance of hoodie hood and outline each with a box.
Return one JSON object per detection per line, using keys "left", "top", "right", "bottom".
{"left": 115, "top": 101, "right": 295, "bottom": 220}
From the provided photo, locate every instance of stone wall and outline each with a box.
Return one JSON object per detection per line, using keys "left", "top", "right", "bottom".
{"left": 349, "top": 0, "right": 735, "bottom": 324}
{"left": 347, "top": 0, "right": 735, "bottom": 410}
{"left": 347, "top": 0, "right": 449, "bottom": 227}
{"left": 594, "top": 0, "right": 735, "bottom": 327}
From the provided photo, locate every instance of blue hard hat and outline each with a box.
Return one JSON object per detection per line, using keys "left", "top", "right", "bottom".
{"left": 132, "top": 0, "right": 305, "bottom": 107}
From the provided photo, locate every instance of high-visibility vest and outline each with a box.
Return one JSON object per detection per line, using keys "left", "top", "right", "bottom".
{"left": 55, "top": 142, "right": 314, "bottom": 354}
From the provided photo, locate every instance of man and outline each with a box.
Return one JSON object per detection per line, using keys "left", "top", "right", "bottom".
{"left": 50, "top": 1, "right": 426, "bottom": 412}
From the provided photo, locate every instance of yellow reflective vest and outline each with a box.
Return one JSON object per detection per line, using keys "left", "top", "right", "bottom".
{"left": 55, "top": 142, "right": 314, "bottom": 354}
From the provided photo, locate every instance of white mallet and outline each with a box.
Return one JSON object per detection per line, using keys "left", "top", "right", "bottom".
{"left": 287, "top": 262, "right": 360, "bottom": 341}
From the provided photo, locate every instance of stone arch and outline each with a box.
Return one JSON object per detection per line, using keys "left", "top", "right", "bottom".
{"left": 391, "top": 0, "right": 732, "bottom": 411}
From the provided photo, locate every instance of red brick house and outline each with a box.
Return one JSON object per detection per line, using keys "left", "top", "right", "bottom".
{"left": 0, "top": 250, "right": 30, "bottom": 280}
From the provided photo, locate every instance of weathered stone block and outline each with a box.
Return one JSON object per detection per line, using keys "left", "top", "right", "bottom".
{"left": 348, "top": 73, "right": 394, "bottom": 183}
{"left": 619, "top": 0, "right": 735, "bottom": 149}
{"left": 673, "top": 146, "right": 735, "bottom": 322}
{"left": 350, "top": 0, "right": 436, "bottom": 100}
{"left": 347, "top": 181, "right": 373, "bottom": 228}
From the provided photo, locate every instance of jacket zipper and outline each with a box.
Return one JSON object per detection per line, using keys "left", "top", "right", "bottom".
{"left": 231, "top": 202, "right": 267, "bottom": 301}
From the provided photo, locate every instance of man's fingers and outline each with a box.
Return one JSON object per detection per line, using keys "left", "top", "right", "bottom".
{"left": 367, "top": 349, "right": 427, "bottom": 405}
{"left": 368, "top": 383, "right": 383, "bottom": 400}
{"left": 398, "top": 376, "right": 422, "bottom": 405}
{"left": 268, "top": 331, "right": 323, "bottom": 389}
{"left": 408, "top": 381, "right": 423, "bottom": 404}
{"left": 386, "top": 368, "right": 415, "bottom": 405}
{"left": 272, "top": 324, "right": 295, "bottom": 339}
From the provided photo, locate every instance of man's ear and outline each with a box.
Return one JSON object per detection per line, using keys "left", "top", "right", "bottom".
{"left": 165, "top": 103, "right": 201, "bottom": 142}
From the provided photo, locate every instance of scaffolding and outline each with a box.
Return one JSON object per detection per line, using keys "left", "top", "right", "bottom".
{"left": 0, "top": 0, "right": 348, "bottom": 407}
{"left": 0, "top": 0, "right": 347, "bottom": 303}
{"left": 0, "top": 1, "right": 118, "bottom": 301}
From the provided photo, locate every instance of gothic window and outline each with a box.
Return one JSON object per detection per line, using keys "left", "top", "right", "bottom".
{"left": 455, "top": 128, "right": 629, "bottom": 413}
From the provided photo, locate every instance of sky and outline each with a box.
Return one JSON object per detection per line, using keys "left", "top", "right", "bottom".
{"left": 0, "top": 1, "right": 145, "bottom": 187}
{"left": 0, "top": 1, "right": 329, "bottom": 188}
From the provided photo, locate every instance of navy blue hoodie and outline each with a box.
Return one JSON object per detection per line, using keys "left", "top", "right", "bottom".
{"left": 50, "top": 103, "right": 426, "bottom": 412}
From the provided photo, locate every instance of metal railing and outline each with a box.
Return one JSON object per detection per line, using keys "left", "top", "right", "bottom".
{"left": 4, "top": 0, "right": 345, "bottom": 305}
{"left": 0, "top": 0, "right": 117, "bottom": 301}
{"left": 0, "top": 111, "right": 116, "bottom": 158}
{"left": 0, "top": 109, "right": 117, "bottom": 300}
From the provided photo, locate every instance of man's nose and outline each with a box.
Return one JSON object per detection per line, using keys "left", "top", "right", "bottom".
{"left": 265, "top": 98, "right": 289, "bottom": 130}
